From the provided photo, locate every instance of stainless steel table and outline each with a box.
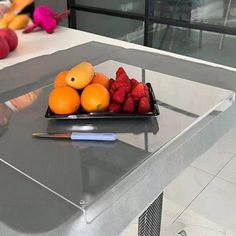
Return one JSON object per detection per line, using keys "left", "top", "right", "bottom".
{"left": 0, "top": 60, "right": 235, "bottom": 236}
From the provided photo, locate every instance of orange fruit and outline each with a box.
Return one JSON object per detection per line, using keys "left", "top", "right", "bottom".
{"left": 65, "top": 61, "right": 94, "bottom": 89}
{"left": 91, "top": 72, "right": 110, "bottom": 89}
{"left": 54, "top": 70, "right": 68, "bottom": 88}
{"left": 81, "top": 83, "right": 110, "bottom": 112}
{"left": 48, "top": 86, "right": 80, "bottom": 115}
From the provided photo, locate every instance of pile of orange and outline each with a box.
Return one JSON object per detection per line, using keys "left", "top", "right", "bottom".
{"left": 91, "top": 72, "right": 110, "bottom": 89}
{"left": 49, "top": 86, "right": 80, "bottom": 115}
{"left": 48, "top": 62, "right": 111, "bottom": 115}
{"left": 53, "top": 70, "right": 68, "bottom": 88}
{"left": 81, "top": 83, "right": 110, "bottom": 112}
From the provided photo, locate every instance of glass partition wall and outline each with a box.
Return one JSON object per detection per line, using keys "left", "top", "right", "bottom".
{"left": 67, "top": 0, "right": 236, "bottom": 67}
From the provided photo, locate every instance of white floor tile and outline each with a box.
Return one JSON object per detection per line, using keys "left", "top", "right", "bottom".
{"left": 217, "top": 127, "right": 236, "bottom": 155}
{"left": 161, "top": 126, "right": 236, "bottom": 236}
{"left": 218, "top": 156, "right": 236, "bottom": 185}
{"left": 162, "top": 166, "right": 213, "bottom": 229}
{"left": 172, "top": 207, "right": 236, "bottom": 236}
{"left": 192, "top": 149, "right": 235, "bottom": 176}
{"left": 222, "top": 126, "right": 236, "bottom": 143}
{"left": 161, "top": 221, "right": 186, "bottom": 236}
{"left": 161, "top": 197, "right": 185, "bottom": 228}
{"left": 191, "top": 128, "right": 236, "bottom": 175}
{"left": 122, "top": 127, "right": 236, "bottom": 236}
{"left": 179, "top": 177, "right": 236, "bottom": 233}
{"left": 120, "top": 223, "right": 138, "bottom": 236}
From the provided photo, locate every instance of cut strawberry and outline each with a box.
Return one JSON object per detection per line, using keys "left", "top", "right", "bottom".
{"left": 112, "top": 87, "right": 126, "bottom": 104}
{"left": 108, "top": 102, "right": 122, "bottom": 113}
{"left": 123, "top": 96, "right": 135, "bottom": 113}
{"left": 138, "top": 97, "right": 151, "bottom": 113}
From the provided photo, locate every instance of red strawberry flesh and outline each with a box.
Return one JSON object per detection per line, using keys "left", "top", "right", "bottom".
{"left": 108, "top": 102, "right": 122, "bottom": 113}
{"left": 111, "top": 87, "right": 126, "bottom": 104}
{"left": 123, "top": 96, "right": 135, "bottom": 113}
{"left": 117, "top": 73, "right": 129, "bottom": 82}
{"left": 130, "top": 78, "right": 139, "bottom": 89}
{"left": 111, "top": 80, "right": 131, "bottom": 93}
{"left": 116, "top": 67, "right": 126, "bottom": 78}
{"left": 109, "top": 78, "right": 115, "bottom": 88}
{"left": 138, "top": 96, "right": 151, "bottom": 113}
{"left": 131, "top": 83, "right": 147, "bottom": 99}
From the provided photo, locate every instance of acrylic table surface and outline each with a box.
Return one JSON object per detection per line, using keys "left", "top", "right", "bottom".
{"left": 0, "top": 27, "right": 235, "bottom": 236}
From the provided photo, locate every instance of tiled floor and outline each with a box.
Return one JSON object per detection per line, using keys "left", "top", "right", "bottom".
{"left": 120, "top": 125, "right": 236, "bottom": 236}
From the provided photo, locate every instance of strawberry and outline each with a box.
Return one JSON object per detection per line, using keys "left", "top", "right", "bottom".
{"left": 108, "top": 102, "right": 122, "bottom": 113}
{"left": 123, "top": 96, "right": 135, "bottom": 113}
{"left": 112, "top": 87, "right": 126, "bottom": 104}
{"left": 116, "top": 67, "right": 126, "bottom": 78}
{"left": 109, "top": 89, "right": 115, "bottom": 97}
{"left": 138, "top": 97, "right": 151, "bottom": 113}
{"left": 109, "top": 78, "right": 115, "bottom": 88}
{"left": 111, "top": 80, "right": 126, "bottom": 90}
{"left": 143, "top": 83, "right": 149, "bottom": 91}
{"left": 127, "top": 80, "right": 132, "bottom": 91}
{"left": 143, "top": 84, "right": 150, "bottom": 99}
{"left": 127, "top": 91, "right": 138, "bottom": 101}
{"left": 123, "top": 79, "right": 131, "bottom": 93}
{"left": 127, "top": 92, "right": 132, "bottom": 98}
{"left": 130, "top": 78, "right": 139, "bottom": 89}
{"left": 117, "top": 73, "right": 129, "bottom": 82}
{"left": 131, "top": 83, "right": 147, "bottom": 99}
{"left": 111, "top": 80, "right": 131, "bottom": 93}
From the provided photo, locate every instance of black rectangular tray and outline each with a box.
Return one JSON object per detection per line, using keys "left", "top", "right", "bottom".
{"left": 45, "top": 83, "right": 160, "bottom": 119}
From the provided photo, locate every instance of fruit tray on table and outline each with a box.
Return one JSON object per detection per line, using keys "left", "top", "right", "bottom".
{"left": 45, "top": 83, "right": 159, "bottom": 119}
{"left": 45, "top": 61, "right": 160, "bottom": 120}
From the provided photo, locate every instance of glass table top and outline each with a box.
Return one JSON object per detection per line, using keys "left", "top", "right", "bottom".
{"left": 0, "top": 60, "right": 234, "bottom": 222}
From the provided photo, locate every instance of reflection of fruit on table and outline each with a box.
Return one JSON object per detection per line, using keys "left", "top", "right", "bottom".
{"left": 8, "top": 89, "right": 41, "bottom": 111}
{"left": 47, "top": 118, "right": 159, "bottom": 135}
{"left": 0, "top": 103, "right": 12, "bottom": 127}
{"left": 0, "top": 89, "right": 40, "bottom": 128}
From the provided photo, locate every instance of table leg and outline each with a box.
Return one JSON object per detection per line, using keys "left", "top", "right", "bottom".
{"left": 138, "top": 192, "right": 163, "bottom": 236}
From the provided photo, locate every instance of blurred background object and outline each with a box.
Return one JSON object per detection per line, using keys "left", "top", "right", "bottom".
{"left": 0, "top": 89, "right": 41, "bottom": 137}
{"left": 35, "top": 0, "right": 68, "bottom": 26}
{"left": 62, "top": 0, "right": 236, "bottom": 67}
